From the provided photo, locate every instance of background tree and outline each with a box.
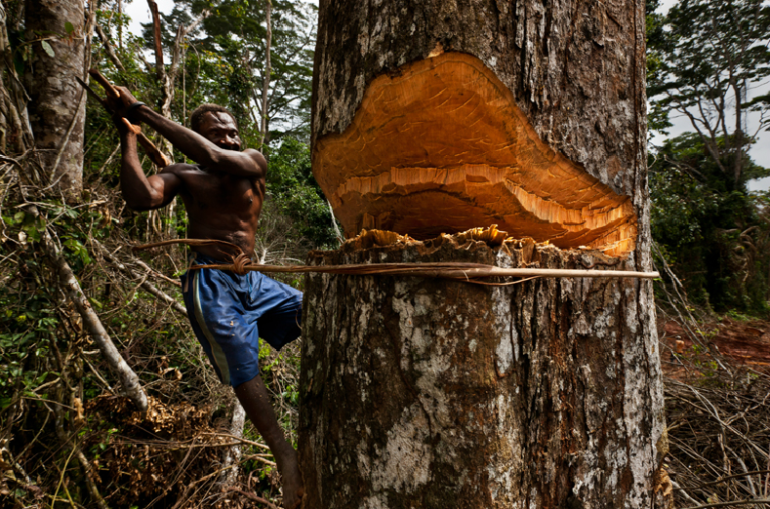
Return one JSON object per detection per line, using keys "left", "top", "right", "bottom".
{"left": 650, "top": 134, "right": 769, "bottom": 312}
{"left": 24, "top": 0, "right": 88, "bottom": 199}
{"left": 648, "top": 0, "right": 770, "bottom": 187}
{"left": 145, "top": 0, "right": 315, "bottom": 149}
{"left": 647, "top": 0, "right": 770, "bottom": 314}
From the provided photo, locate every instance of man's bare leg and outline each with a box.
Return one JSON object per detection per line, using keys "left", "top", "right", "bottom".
{"left": 234, "top": 375, "right": 304, "bottom": 509}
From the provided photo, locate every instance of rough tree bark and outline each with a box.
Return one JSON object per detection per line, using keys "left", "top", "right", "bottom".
{"left": 300, "top": 233, "right": 666, "bottom": 508}
{"left": 25, "top": 0, "right": 87, "bottom": 199}
{"left": 300, "top": 0, "right": 666, "bottom": 508}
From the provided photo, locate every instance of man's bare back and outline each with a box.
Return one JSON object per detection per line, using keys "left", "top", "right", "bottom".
{"left": 110, "top": 91, "right": 304, "bottom": 508}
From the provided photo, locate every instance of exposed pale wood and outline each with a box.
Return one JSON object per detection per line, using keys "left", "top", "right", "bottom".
{"left": 314, "top": 53, "right": 636, "bottom": 257}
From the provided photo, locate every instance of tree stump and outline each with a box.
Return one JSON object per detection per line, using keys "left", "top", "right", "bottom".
{"left": 298, "top": 231, "right": 665, "bottom": 509}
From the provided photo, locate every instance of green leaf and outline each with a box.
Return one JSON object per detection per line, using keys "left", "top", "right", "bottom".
{"left": 65, "top": 22, "right": 75, "bottom": 35}
{"left": 41, "top": 40, "right": 55, "bottom": 58}
{"left": 64, "top": 238, "right": 92, "bottom": 265}
{"left": 22, "top": 223, "right": 41, "bottom": 242}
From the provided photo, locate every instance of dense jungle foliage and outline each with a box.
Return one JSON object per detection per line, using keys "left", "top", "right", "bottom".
{"left": 1, "top": 0, "right": 333, "bottom": 506}
{"left": 646, "top": 0, "right": 770, "bottom": 314}
{"left": 0, "top": 0, "right": 768, "bottom": 507}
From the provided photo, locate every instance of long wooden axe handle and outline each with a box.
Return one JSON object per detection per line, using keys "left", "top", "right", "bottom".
{"left": 136, "top": 132, "right": 171, "bottom": 169}
{"left": 82, "top": 71, "right": 171, "bottom": 168}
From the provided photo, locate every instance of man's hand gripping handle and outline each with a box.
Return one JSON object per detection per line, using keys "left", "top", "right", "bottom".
{"left": 85, "top": 69, "right": 171, "bottom": 168}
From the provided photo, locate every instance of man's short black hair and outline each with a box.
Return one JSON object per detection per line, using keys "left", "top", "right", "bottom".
{"left": 189, "top": 104, "right": 238, "bottom": 133}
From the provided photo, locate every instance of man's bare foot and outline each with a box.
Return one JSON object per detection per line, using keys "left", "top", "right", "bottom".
{"left": 275, "top": 440, "right": 304, "bottom": 509}
{"left": 233, "top": 377, "right": 304, "bottom": 507}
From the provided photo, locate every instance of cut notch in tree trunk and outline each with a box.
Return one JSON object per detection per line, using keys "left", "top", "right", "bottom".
{"left": 313, "top": 52, "right": 637, "bottom": 258}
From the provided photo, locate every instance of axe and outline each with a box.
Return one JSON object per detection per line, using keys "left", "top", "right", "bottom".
{"left": 77, "top": 72, "right": 170, "bottom": 168}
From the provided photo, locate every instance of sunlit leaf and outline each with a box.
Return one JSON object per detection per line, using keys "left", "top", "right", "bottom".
{"left": 41, "top": 40, "right": 55, "bottom": 57}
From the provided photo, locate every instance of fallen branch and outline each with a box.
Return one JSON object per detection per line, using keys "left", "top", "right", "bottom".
{"left": 95, "top": 240, "right": 187, "bottom": 318}
{"left": 240, "top": 453, "right": 277, "bottom": 468}
{"left": 32, "top": 207, "right": 147, "bottom": 412}
{"left": 681, "top": 500, "right": 770, "bottom": 509}
{"left": 220, "top": 399, "right": 247, "bottom": 485}
{"left": 664, "top": 370, "right": 770, "bottom": 507}
{"left": 201, "top": 432, "right": 271, "bottom": 451}
{"left": 133, "top": 257, "right": 182, "bottom": 287}
{"left": 229, "top": 488, "right": 279, "bottom": 509}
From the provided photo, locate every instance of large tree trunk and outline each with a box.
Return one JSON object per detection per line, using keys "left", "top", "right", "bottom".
{"left": 25, "top": 0, "right": 86, "bottom": 199}
{"left": 299, "top": 233, "right": 666, "bottom": 508}
{"left": 302, "top": 0, "right": 665, "bottom": 507}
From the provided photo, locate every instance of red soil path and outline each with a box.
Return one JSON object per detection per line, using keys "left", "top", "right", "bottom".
{"left": 660, "top": 317, "right": 770, "bottom": 378}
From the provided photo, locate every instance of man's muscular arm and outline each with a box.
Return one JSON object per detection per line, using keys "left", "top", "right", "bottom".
{"left": 117, "top": 117, "right": 183, "bottom": 211}
{"left": 111, "top": 87, "right": 265, "bottom": 178}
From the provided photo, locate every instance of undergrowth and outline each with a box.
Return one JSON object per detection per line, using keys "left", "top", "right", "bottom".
{"left": 0, "top": 159, "right": 306, "bottom": 508}
{"left": 655, "top": 256, "right": 770, "bottom": 508}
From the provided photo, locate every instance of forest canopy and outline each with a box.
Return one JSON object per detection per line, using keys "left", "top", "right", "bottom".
{"left": 646, "top": 0, "right": 770, "bottom": 313}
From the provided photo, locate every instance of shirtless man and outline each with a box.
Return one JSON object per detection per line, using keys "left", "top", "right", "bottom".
{"left": 109, "top": 88, "right": 304, "bottom": 509}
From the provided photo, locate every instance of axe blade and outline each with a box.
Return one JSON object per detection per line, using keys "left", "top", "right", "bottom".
{"left": 75, "top": 76, "right": 112, "bottom": 112}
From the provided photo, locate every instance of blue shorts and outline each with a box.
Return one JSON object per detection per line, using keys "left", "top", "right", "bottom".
{"left": 180, "top": 254, "right": 303, "bottom": 388}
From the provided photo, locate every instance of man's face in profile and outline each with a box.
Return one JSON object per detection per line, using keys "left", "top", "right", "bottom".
{"left": 199, "top": 111, "right": 241, "bottom": 151}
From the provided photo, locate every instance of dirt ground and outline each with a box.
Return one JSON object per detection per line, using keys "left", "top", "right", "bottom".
{"left": 659, "top": 315, "right": 770, "bottom": 379}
